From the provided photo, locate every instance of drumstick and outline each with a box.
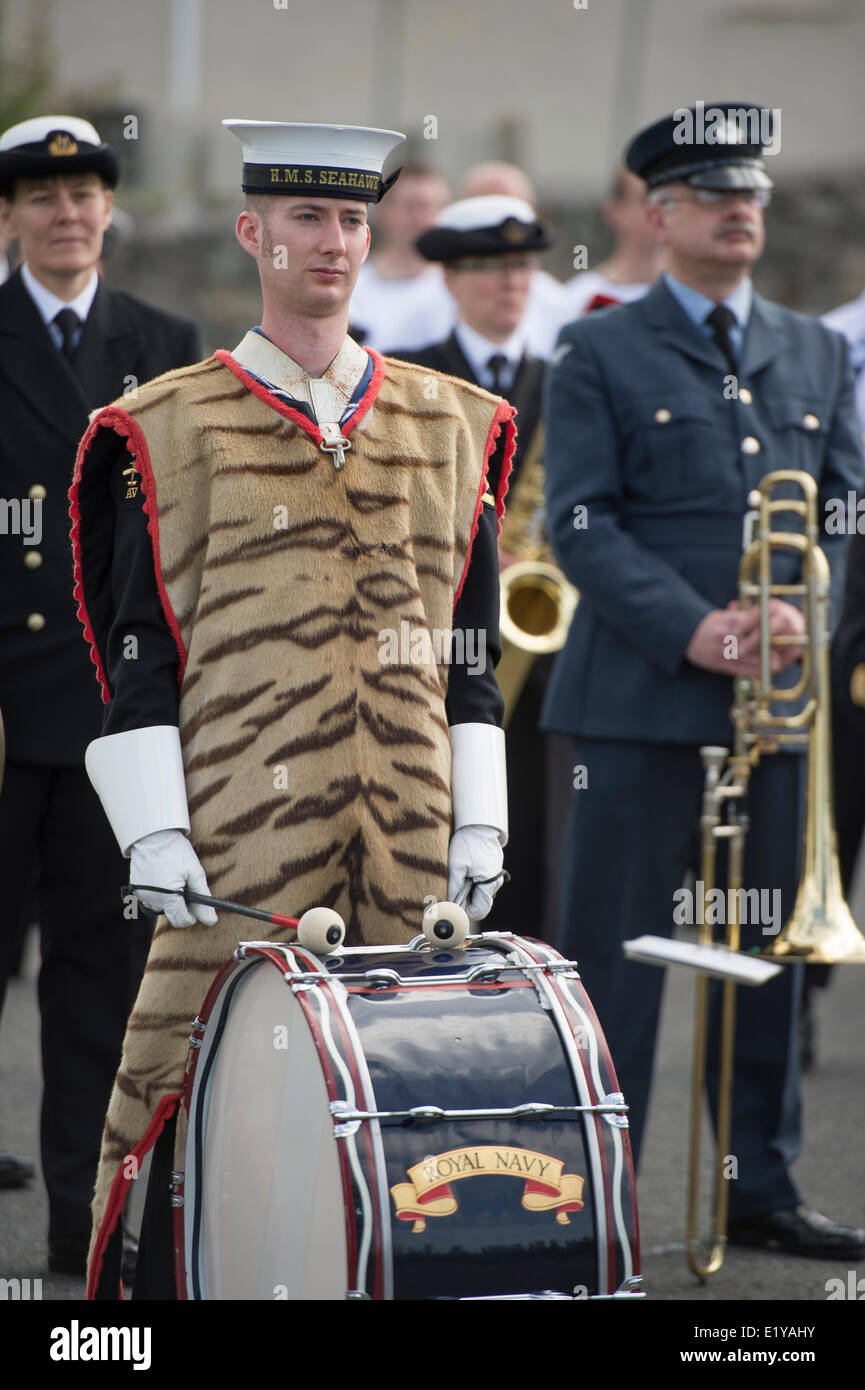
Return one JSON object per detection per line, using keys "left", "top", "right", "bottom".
{"left": 124, "top": 885, "right": 346, "bottom": 952}
{"left": 125, "top": 883, "right": 299, "bottom": 927}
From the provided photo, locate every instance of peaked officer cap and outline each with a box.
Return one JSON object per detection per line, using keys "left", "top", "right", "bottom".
{"left": 416, "top": 195, "right": 553, "bottom": 262}
{"left": 626, "top": 103, "right": 775, "bottom": 192}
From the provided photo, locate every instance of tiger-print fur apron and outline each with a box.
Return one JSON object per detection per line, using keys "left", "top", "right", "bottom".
{"left": 71, "top": 346, "right": 515, "bottom": 1294}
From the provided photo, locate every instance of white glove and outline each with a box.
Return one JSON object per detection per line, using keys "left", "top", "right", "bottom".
{"left": 447, "top": 824, "right": 505, "bottom": 921}
{"left": 130, "top": 829, "right": 218, "bottom": 929}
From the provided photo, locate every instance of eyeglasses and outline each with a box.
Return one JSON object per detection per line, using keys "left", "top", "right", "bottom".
{"left": 658, "top": 188, "right": 772, "bottom": 210}
{"left": 450, "top": 254, "right": 537, "bottom": 274}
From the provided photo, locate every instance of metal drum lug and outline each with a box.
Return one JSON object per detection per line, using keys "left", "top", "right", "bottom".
{"left": 601, "top": 1091, "right": 629, "bottom": 1128}
{"left": 362, "top": 968, "right": 401, "bottom": 988}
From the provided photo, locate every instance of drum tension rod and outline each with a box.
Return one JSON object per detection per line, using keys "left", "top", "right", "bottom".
{"left": 329, "top": 1099, "right": 628, "bottom": 1129}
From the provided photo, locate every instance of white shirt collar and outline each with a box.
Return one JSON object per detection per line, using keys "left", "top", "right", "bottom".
{"left": 20, "top": 262, "right": 100, "bottom": 327}
{"left": 454, "top": 319, "right": 528, "bottom": 386}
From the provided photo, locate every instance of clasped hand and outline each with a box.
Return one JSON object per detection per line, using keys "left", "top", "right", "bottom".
{"left": 686, "top": 599, "right": 806, "bottom": 677}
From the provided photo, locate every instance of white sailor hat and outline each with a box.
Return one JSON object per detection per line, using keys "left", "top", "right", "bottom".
{"left": 416, "top": 195, "right": 553, "bottom": 261}
{"left": 0, "top": 115, "right": 120, "bottom": 196}
{"left": 223, "top": 120, "right": 405, "bottom": 203}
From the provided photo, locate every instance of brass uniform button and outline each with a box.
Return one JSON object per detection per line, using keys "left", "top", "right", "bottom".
{"left": 738, "top": 387, "right": 753, "bottom": 405}
{"left": 26, "top": 612, "right": 46, "bottom": 631}
{"left": 741, "top": 436, "right": 761, "bottom": 455}
{"left": 851, "top": 663, "right": 865, "bottom": 709}
{"left": 654, "top": 408, "right": 672, "bottom": 423}
{"left": 24, "top": 551, "right": 42, "bottom": 569}
{"left": 803, "top": 413, "right": 820, "bottom": 430}
{"left": 27, "top": 483, "right": 47, "bottom": 500}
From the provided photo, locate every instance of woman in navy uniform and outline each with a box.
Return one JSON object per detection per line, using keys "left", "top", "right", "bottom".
{"left": 0, "top": 115, "right": 200, "bottom": 1272}
{"left": 394, "top": 196, "right": 557, "bottom": 938}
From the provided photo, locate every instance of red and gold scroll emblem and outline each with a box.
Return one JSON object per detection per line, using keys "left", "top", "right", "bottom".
{"left": 390, "top": 1146, "right": 585, "bottom": 1233}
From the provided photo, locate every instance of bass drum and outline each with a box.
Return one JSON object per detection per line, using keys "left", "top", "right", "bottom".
{"left": 173, "top": 932, "right": 643, "bottom": 1301}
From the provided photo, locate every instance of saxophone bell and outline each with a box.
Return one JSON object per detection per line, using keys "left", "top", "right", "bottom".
{"left": 496, "top": 424, "right": 579, "bottom": 725}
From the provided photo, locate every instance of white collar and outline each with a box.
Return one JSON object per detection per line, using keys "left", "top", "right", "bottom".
{"left": 20, "top": 262, "right": 99, "bottom": 327}
{"left": 454, "top": 319, "right": 527, "bottom": 383}
{"left": 231, "top": 328, "right": 369, "bottom": 425}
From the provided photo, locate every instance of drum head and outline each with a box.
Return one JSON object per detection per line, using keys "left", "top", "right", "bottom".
{"left": 184, "top": 958, "right": 347, "bottom": 1300}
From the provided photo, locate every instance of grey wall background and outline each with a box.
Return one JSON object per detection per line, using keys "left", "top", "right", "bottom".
{"left": 3, "top": 0, "right": 865, "bottom": 346}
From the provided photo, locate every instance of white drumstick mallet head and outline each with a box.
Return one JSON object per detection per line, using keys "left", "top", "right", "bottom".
{"left": 296, "top": 907, "right": 346, "bottom": 953}
{"left": 422, "top": 901, "right": 469, "bottom": 947}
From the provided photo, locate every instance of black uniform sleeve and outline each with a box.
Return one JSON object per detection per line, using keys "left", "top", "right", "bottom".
{"left": 445, "top": 499, "right": 505, "bottom": 728}
{"left": 101, "top": 440, "right": 181, "bottom": 735}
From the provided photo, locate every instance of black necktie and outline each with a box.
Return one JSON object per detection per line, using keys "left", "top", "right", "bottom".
{"left": 705, "top": 304, "right": 738, "bottom": 375}
{"left": 53, "top": 307, "right": 81, "bottom": 362}
{"left": 486, "top": 353, "right": 508, "bottom": 395}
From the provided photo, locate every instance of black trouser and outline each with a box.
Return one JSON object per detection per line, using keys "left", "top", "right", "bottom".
{"left": 492, "top": 660, "right": 569, "bottom": 940}
{"left": 0, "top": 763, "right": 149, "bottom": 1243}
{"left": 557, "top": 740, "right": 804, "bottom": 1220}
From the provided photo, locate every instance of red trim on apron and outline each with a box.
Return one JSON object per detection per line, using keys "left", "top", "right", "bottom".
{"left": 70, "top": 408, "right": 188, "bottom": 699}
{"left": 86, "top": 1093, "right": 180, "bottom": 1300}
{"left": 454, "top": 398, "right": 516, "bottom": 608}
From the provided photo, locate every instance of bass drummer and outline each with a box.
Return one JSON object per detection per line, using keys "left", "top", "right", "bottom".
{"left": 71, "top": 120, "right": 512, "bottom": 1297}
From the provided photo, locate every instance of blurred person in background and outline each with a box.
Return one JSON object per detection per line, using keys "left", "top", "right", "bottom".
{"left": 394, "top": 194, "right": 565, "bottom": 937}
{"left": 0, "top": 114, "right": 200, "bottom": 1273}
{"left": 349, "top": 159, "right": 450, "bottom": 350}
{"left": 456, "top": 162, "right": 564, "bottom": 359}
{"left": 559, "top": 167, "right": 665, "bottom": 321}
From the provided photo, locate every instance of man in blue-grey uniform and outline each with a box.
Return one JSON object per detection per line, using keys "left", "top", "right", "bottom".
{"left": 543, "top": 103, "right": 865, "bottom": 1256}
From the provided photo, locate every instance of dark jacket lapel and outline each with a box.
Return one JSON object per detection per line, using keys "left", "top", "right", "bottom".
{"left": 73, "top": 280, "right": 143, "bottom": 409}
{"left": 739, "top": 294, "right": 787, "bottom": 378}
{"left": 0, "top": 269, "right": 91, "bottom": 441}
{"left": 508, "top": 353, "right": 544, "bottom": 451}
{"left": 641, "top": 277, "right": 733, "bottom": 375}
{"left": 435, "top": 332, "right": 481, "bottom": 385}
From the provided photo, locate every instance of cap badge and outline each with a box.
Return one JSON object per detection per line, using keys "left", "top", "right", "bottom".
{"left": 501, "top": 218, "right": 528, "bottom": 244}
{"left": 716, "top": 116, "right": 746, "bottom": 146}
{"left": 48, "top": 132, "right": 78, "bottom": 157}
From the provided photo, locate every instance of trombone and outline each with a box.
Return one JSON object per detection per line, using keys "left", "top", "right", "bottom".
{"left": 687, "top": 469, "right": 865, "bottom": 1280}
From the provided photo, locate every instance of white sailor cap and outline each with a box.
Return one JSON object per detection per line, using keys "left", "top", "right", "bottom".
{"left": 222, "top": 120, "right": 405, "bottom": 202}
